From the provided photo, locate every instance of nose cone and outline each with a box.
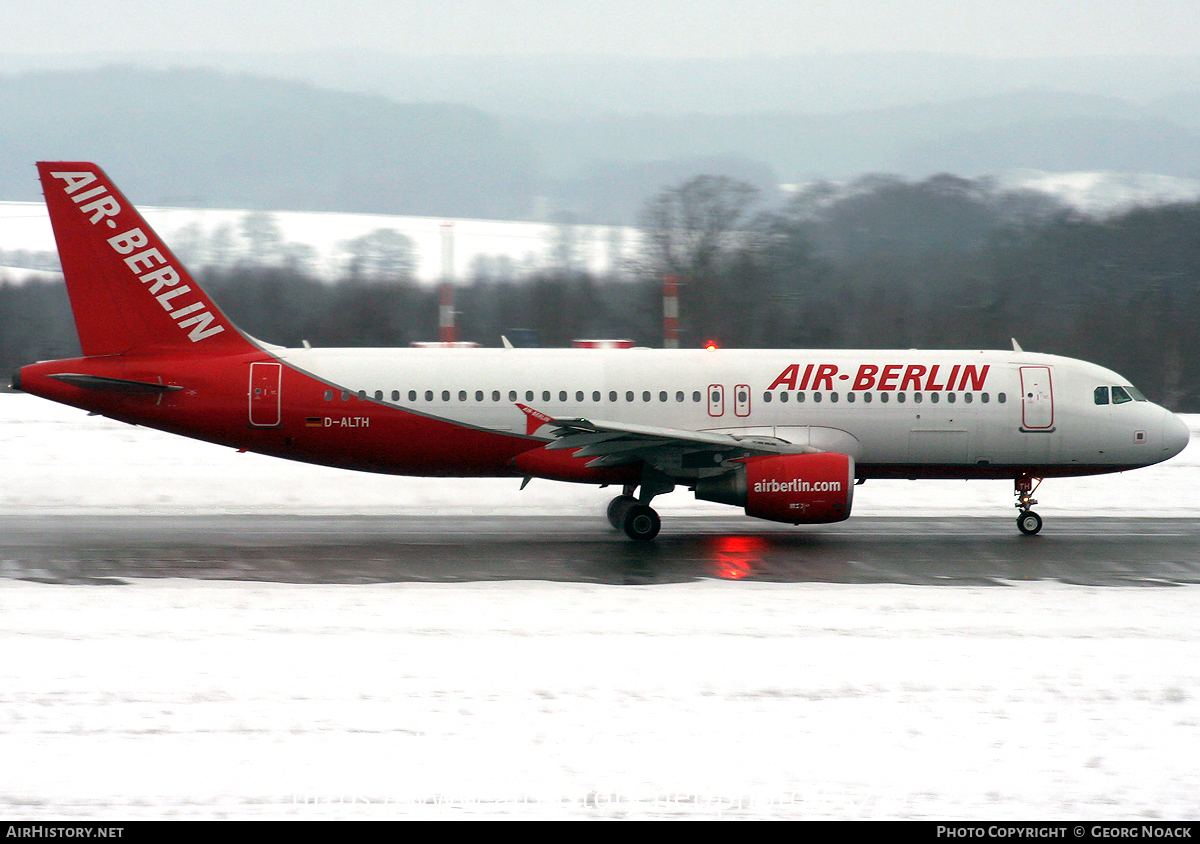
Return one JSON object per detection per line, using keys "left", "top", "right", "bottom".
{"left": 1163, "top": 412, "right": 1191, "bottom": 460}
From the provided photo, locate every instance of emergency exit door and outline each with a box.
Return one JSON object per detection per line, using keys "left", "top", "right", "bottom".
{"left": 249, "top": 362, "right": 282, "bottom": 427}
{"left": 707, "top": 384, "right": 724, "bottom": 417}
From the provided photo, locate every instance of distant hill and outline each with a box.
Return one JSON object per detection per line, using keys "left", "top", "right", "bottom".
{"left": 2, "top": 67, "right": 1199, "bottom": 224}
{"left": 0, "top": 67, "right": 540, "bottom": 219}
{"left": 524, "top": 90, "right": 1200, "bottom": 183}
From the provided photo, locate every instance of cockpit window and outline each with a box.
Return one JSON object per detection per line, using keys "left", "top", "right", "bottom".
{"left": 1094, "top": 386, "right": 1109, "bottom": 405}
{"left": 1124, "top": 385, "right": 1148, "bottom": 402}
{"left": 1111, "top": 386, "right": 1133, "bottom": 404}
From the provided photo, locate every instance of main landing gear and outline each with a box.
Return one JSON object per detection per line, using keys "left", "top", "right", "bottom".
{"left": 1014, "top": 475, "right": 1043, "bottom": 536}
{"left": 607, "top": 485, "right": 662, "bottom": 541}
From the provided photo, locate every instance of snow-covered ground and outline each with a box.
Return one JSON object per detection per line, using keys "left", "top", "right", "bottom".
{"left": 0, "top": 200, "right": 636, "bottom": 284}
{"left": 998, "top": 170, "right": 1200, "bottom": 218}
{"left": 5, "top": 168, "right": 1199, "bottom": 286}
{"left": 1, "top": 393, "right": 1198, "bottom": 819}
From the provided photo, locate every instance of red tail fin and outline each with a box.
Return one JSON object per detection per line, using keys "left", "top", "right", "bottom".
{"left": 37, "top": 162, "right": 257, "bottom": 357}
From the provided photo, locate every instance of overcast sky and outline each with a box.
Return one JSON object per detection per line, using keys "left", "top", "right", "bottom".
{"left": 4, "top": 0, "right": 1200, "bottom": 59}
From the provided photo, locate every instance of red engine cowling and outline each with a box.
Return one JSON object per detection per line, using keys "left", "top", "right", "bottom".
{"left": 694, "top": 452, "right": 854, "bottom": 524}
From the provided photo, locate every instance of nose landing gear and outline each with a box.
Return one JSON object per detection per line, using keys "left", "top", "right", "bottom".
{"left": 1015, "top": 475, "right": 1043, "bottom": 535}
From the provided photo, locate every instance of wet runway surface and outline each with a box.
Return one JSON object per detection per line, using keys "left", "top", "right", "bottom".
{"left": 1, "top": 514, "right": 1197, "bottom": 586}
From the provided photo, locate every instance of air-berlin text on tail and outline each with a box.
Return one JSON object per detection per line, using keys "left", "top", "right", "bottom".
{"left": 49, "top": 171, "right": 225, "bottom": 343}
{"left": 767, "top": 363, "right": 990, "bottom": 392}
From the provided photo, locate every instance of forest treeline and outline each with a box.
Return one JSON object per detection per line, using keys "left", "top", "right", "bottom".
{"left": 3, "top": 174, "right": 1199, "bottom": 410}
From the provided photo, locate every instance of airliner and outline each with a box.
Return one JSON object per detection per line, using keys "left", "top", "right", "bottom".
{"left": 11, "top": 162, "right": 1191, "bottom": 540}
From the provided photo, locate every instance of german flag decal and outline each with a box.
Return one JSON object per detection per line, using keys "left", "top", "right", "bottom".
{"left": 305, "top": 417, "right": 323, "bottom": 427}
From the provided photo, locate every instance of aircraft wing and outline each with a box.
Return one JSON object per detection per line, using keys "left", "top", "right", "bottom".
{"left": 521, "top": 405, "right": 816, "bottom": 474}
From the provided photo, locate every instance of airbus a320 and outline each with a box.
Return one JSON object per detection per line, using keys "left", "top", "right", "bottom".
{"left": 12, "top": 163, "right": 1191, "bottom": 540}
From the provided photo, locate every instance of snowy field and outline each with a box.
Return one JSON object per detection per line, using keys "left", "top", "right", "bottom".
{"left": 5, "top": 168, "right": 1200, "bottom": 286}
{"left": 0, "top": 200, "right": 634, "bottom": 283}
{"left": 1, "top": 394, "right": 1199, "bottom": 819}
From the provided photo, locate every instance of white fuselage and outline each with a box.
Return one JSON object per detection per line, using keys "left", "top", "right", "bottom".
{"left": 280, "top": 346, "right": 1189, "bottom": 478}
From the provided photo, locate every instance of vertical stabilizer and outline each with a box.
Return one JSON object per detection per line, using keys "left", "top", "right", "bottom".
{"left": 37, "top": 162, "right": 256, "bottom": 357}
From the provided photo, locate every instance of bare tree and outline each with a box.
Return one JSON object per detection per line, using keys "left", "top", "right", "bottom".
{"left": 239, "top": 211, "right": 285, "bottom": 264}
{"left": 639, "top": 175, "right": 759, "bottom": 345}
{"left": 342, "top": 228, "right": 417, "bottom": 283}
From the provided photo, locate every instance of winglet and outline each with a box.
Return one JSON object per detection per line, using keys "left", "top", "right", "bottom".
{"left": 1011, "top": 338, "right": 1024, "bottom": 353}
{"left": 516, "top": 402, "right": 554, "bottom": 436}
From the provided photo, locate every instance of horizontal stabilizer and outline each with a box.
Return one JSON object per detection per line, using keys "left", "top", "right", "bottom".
{"left": 47, "top": 373, "right": 183, "bottom": 394}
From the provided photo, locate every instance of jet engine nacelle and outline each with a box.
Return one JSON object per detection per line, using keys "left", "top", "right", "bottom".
{"left": 694, "top": 452, "right": 854, "bottom": 524}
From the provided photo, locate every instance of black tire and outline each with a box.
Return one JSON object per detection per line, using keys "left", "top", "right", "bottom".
{"left": 623, "top": 504, "right": 661, "bottom": 541}
{"left": 1017, "top": 511, "right": 1043, "bottom": 536}
{"left": 607, "top": 494, "right": 638, "bottom": 530}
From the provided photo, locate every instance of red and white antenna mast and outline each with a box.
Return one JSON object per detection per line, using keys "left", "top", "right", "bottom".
{"left": 439, "top": 221, "right": 456, "bottom": 343}
{"left": 663, "top": 274, "right": 679, "bottom": 349}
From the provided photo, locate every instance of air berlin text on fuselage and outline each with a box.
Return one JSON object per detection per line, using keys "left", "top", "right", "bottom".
{"left": 753, "top": 479, "right": 841, "bottom": 493}
{"left": 767, "top": 363, "right": 990, "bottom": 392}
{"left": 49, "top": 171, "right": 225, "bottom": 343}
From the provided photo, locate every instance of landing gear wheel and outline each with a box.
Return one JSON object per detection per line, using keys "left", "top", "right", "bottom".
{"left": 607, "top": 495, "right": 638, "bottom": 530}
{"left": 623, "top": 504, "right": 661, "bottom": 542}
{"left": 1017, "top": 511, "right": 1043, "bottom": 536}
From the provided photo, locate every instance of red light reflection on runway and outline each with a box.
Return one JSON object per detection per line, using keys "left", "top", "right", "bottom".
{"left": 710, "top": 535, "right": 769, "bottom": 579}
